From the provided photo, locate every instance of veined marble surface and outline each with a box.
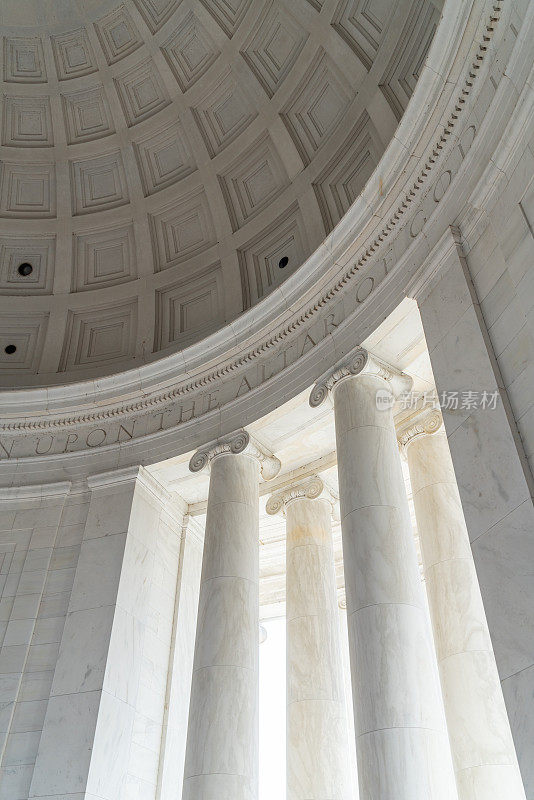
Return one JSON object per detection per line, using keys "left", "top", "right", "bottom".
{"left": 284, "top": 494, "right": 349, "bottom": 800}
{"left": 332, "top": 372, "right": 457, "bottom": 800}
{"left": 182, "top": 453, "right": 260, "bottom": 800}
{"left": 407, "top": 426, "right": 526, "bottom": 799}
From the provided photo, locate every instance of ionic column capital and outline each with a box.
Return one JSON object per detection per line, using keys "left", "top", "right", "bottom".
{"left": 266, "top": 476, "right": 338, "bottom": 517}
{"left": 189, "top": 429, "right": 281, "bottom": 480}
{"left": 397, "top": 409, "right": 444, "bottom": 454}
{"left": 309, "top": 347, "right": 412, "bottom": 408}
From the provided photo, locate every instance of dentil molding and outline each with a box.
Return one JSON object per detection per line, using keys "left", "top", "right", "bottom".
{"left": 0, "top": 0, "right": 519, "bottom": 466}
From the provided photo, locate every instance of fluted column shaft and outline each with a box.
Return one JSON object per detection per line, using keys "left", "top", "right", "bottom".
{"left": 404, "top": 419, "right": 526, "bottom": 800}
{"left": 182, "top": 435, "right": 267, "bottom": 800}
{"left": 311, "top": 349, "right": 457, "bottom": 800}
{"left": 268, "top": 480, "right": 349, "bottom": 799}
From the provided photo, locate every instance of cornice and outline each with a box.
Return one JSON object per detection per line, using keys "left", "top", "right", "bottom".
{"left": 0, "top": 480, "right": 71, "bottom": 500}
{"left": 87, "top": 464, "right": 141, "bottom": 490}
{"left": 86, "top": 464, "right": 176, "bottom": 508}
{"left": 189, "top": 429, "right": 281, "bottom": 481}
{"left": 0, "top": 0, "right": 514, "bottom": 463}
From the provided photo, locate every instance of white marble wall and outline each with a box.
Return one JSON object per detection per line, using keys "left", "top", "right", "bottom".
{"left": 466, "top": 145, "right": 534, "bottom": 484}
{"left": 406, "top": 427, "right": 526, "bottom": 799}
{"left": 0, "top": 466, "right": 187, "bottom": 800}
{"left": 118, "top": 480, "right": 184, "bottom": 800}
{"left": 157, "top": 515, "right": 203, "bottom": 800}
{"left": 417, "top": 234, "right": 534, "bottom": 796}
{"left": 0, "top": 482, "right": 78, "bottom": 800}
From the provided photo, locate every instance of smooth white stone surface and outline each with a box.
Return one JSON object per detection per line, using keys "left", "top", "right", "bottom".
{"left": 0, "top": 488, "right": 76, "bottom": 799}
{"left": 407, "top": 428, "right": 526, "bottom": 800}
{"left": 195, "top": 576, "right": 258, "bottom": 669}
{"left": 158, "top": 520, "right": 203, "bottom": 800}
{"left": 183, "top": 453, "right": 260, "bottom": 800}
{"left": 357, "top": 727, "right": 457, "bottom": 800}
{"left": 455, "top": 764, "right": 528, "bottom": 800}
{"left": 418, "top": 243, "right": 534, "bottom": 794}
{"left": 338, "top": 606, "right": 359, "bottom": 797}
{"left": 287, "top": 613, "right": 342, "bottom": 703}
{"left": 184, "top": 772, "right": 257, "bottom": 800}
{"left": 200, "top": 503, "right": 258, "bottom": 583}
{"left": 285, "top": 495, "right": 349, "bottom": 800}
{"left": 333, "top": 373, "right": 457, "bottom": 800}
{"left": 288, "top": 699, "right": 348, "bottom": 800}
{"left": 348, "top": 602, "right": 442, "bottom": 733}
{"left": 28, "top": 472, "right": 183, "bottom": 800}
{"left": 502, "top": 663, "right": 534, "bottom": 797}
{"left": 28, "top": 690, "right": 102, "bottom": 796}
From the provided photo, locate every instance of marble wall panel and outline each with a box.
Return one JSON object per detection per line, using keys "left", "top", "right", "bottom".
{"left": 157, "top": 517, "right": 203, "bottom": 800}
{"left": 0, "top": 483, "right": 82, "bottom": 800}
{"left": 418, "top": 235, "right": 534, "bottom": 796}
{"left": 25, "top": 469, "right": 184, "bottom": 800}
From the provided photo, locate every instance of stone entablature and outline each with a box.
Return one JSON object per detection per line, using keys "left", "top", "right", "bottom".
{"left": 0, "top": 0, "right": 528, "bottom": 473}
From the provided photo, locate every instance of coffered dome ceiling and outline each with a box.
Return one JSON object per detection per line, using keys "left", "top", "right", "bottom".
{"left": 0, "top": 0, "right": 443, "bottom": 386}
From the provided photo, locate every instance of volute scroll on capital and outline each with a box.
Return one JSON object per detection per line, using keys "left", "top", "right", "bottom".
{"left": 397, "top": 409, "right": 444, "bottom": 455}
{"left": 189, "top": 429, "right": 281, "bottom": 480}
{"left": 309, "top": 347, "right": 412, "bottom": 408}
{"left": 266, "top": 476, "right": 338, "bottom": 517}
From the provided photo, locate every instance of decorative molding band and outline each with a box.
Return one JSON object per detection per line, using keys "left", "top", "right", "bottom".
{"left": 0, "top": 480, "right": 71, "bottom": 500}
{"left": 0, "top": 0, "right": 511, "bottom": 470}
{"left": 189, "top": 429, "right": 281, "bottom": 480}
{"left": 87, "top": 464, "right": 141, "bottom": 490}
{"left": 87, "top": 464, "right": 173, "bottom": 507}
{"left": 310, "top": 347, "right": 412, "bottom": 407}
{"left": 0, "top": 1, "right": 502, "bottom": 437}
{"left": 397, "top": 409, "right": 444, "bottom": 453}
{"left": 266, "top": 475, "right": 337, "bottom": 516}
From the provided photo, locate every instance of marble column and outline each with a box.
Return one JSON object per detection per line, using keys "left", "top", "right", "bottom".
{"left": 183, "top": 430, "right": 280, "bottom": 800}
{"left": 399, "top": 409, "right": 526, "bottom": 800}
{"left": 310, "top": 348, "right": 457, "bottom": 800}
{"left": 266, "top": 477, "right": 349, "bottom": 800}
